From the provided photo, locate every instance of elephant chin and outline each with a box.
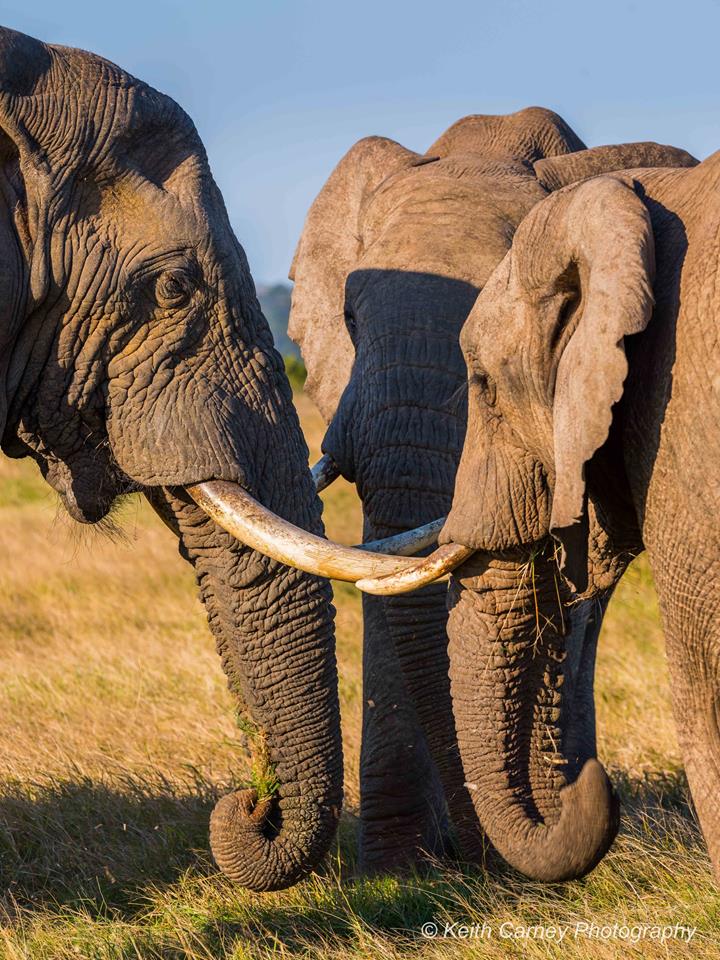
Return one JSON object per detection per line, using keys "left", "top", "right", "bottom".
{"left": 58, "top": 487, "right": 114, "bottom": 525}
{"left": 44, "top": 457, "right": 127, "bottom": 525}
{"left": 446, "top": 549, "right": 619, "bottom": 882}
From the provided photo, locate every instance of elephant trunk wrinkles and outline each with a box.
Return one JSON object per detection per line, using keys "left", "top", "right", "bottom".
{"left": 379, "top": 583, "right": 487, "bottom": 862}
{"left": 446, "top": 547, "right": 618, "bottom": 881}
{"left": 321, "top": 277, "right": 484, "bottom": 863}
{"left": 150, "top": 488, "right": 342, "bottom": 892}
{"left": 358, "top": 474, "right": 486, "bottom": 863}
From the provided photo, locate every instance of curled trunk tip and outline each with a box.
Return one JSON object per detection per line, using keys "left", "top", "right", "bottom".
{"left": 493, "top": 759, "right": 619, "bottom": 882}
{"left": 210, "top": 787, "right": 341, "bottom": 892}
{"left": 209, "top": 789, "right": 276, "bottom": 890}
{"left": 447, "top": 552, "right": 618, "bottom": 883}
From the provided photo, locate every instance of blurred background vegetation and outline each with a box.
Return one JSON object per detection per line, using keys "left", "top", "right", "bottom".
{"left": 257, "top": 284, "right": 298, "bottom": 359}
{"left": 257, "top": 282, "right": 307, "bottom": 391}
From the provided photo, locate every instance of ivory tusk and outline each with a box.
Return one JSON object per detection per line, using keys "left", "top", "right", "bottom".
{"left": 311, "top": 454, "right": 341, "bottom": 492}
{"left": 358, "top": 517, "right": 446, "bottom": 556}
{"left": 355, "top": 542, "right": 475, "bottom": 595}
{"left": 310, "top": 453, "right": 444, "bottom": 557}
{"left": 187, "top": 480, "right": 426, "bottom": 582}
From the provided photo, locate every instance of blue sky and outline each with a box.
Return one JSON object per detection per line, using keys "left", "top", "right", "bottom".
{"left": 1, "top": 0, "right": 718, "bottom": 282}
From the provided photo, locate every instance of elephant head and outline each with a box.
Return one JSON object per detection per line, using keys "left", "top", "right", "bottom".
{"left": 0, "top": 26, "right": 410, "bottom": 891}
{"left": 436, "top": 177, "right": 660, "bottom": 880}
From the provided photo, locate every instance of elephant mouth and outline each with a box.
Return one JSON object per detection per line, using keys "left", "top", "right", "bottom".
{"left": 39, "top": 452, "right": 137, "bottom": 525}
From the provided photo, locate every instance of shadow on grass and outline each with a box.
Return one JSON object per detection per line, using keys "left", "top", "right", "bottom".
{"left": 612, "top": 765, "right": 702, "bottom": 844}
{"left": 0, "top": 771, "right": 219, "bottom": 919}
{"left": 0, "top": 765, "right": 709, "bottom": 952}
{"left": 232, "top": 767, "right": 710, "bottom": 955}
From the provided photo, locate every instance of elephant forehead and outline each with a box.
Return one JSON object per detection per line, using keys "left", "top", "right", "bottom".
{"left": 362, "top": 161, "right": 544, "bottom": 239}
{"left": 358, "top": 211, "right": 514, "bottom": 287}
{"left": 87, "top": 172, "right": 215, "bottom": 265}
{"left": 359, "top": 175, "right": 544, "bottom": 287}
{"left": 461, "top": 259, "right": 529, "bottom": 362}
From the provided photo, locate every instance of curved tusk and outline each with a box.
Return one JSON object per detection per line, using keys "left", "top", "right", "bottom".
{"left": 310, "top": 453, "right": 444, "bottom": 557}
{"left": 187, "top": 480, "right": 424, "bottom": 582}
{"left": 358, "top": 517, "right": 446, "bottom": 556}
{"left": 356, "top": 542, "right": 475, "bottom": 596}
{"left": 311, "top": 454, "right": 341, "bottom": 492}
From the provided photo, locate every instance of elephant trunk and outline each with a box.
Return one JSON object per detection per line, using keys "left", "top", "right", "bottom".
{"left": 150, "top": 487, "right": 342, "bottom": 892}
{"left": 319, "top": 270, "right": 488, "bottom": 863}
{"left": 446, "top": 547, "right": 618, "bottom": 881}
{"left": 352, "top": 472, "right": 486, "bottom": 863}
{"left": 378, "top": 582, "right": 488, "bottom": 862}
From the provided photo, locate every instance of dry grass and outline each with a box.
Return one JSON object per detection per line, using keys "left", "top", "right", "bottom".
{"left": 0, "top": 391, "right": 715, "bottom": 958}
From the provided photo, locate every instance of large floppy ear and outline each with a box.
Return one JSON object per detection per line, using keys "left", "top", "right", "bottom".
{"left": 518, "top": 177, "right": 655, "bottom": 590}
{"left": 534, "top": 141, "right": 697, "bottom": 191}
{"left": 289, "top": 136, "right": 422, "bottom": 421}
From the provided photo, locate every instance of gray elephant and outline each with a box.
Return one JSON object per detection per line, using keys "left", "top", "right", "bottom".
{"left": 0, "top": 26, "right": 410, "bottom": 892}
{"left": 289, "top": 108, "right": 696, "bottom": 871}
{"left": 367, "top": 149, "right": 720, "bottom": 883}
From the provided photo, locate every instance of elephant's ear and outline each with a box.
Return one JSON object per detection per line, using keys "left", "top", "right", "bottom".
{"left": 534, "top": 141, "right": 697, "bottom": 191}
{"left": 289, "top": 137, "right": 425, "bottom": 422}
{"left": 517, "top": 177, "right": 655, "bottom": 590}
{"left": 0, "top": 29, "right": 55, "bottom": 293}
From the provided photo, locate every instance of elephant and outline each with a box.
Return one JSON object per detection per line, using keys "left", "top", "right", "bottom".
{"left": 288, "top": 106, "right": 697, "bottom": 872}
{"left": 366, "top": 148, "right": 720, "bottom": 883}
{"left": 0, "top": 26, "right": 419, "bottom": 892}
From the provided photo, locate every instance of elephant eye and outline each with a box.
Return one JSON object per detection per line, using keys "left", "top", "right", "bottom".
{"left": 473, "top": 372, "right": 497, "bottom": 407}
{"left": 155, "top": 270, "right": 195, "bottom": 308}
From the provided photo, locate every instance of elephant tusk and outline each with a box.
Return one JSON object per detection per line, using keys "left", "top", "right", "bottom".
{"left": 187, "top": 481, "right": 431, "bottom": 582}
{"left": 310, "top": 454, "right": 445, "bottom": 557}
{"left": 355, "top": 542, "right": 475, "bottom": 595}
{"left": 358, "top": 517, "right": 447, "bottom": 556}
{"left": 311, "top": 454, "right": 341, "bottom": 492}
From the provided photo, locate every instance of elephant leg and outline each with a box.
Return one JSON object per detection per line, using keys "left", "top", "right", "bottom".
{"left": 358, "top": 592, "right": 448, "bottom": 872}
{"left": 647, "top": 528, "right": 720, "bottom": 881}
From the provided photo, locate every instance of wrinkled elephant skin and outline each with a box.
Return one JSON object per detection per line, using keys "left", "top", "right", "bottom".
{"left": 442, "top": 155, "right": 720, "bottom": 883}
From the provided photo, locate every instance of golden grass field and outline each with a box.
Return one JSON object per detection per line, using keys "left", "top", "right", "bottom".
{"left": 0, "top": 389, "right": 716, "bottom": 958}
